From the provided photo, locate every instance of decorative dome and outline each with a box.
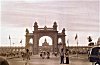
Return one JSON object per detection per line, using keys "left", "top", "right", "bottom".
{"left": 42, "top": 38, "right": 49, "bottom": 46}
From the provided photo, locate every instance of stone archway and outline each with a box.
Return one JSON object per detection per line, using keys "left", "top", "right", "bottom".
{"left": 25, "top": 22, "right": 66, "bottom": 55}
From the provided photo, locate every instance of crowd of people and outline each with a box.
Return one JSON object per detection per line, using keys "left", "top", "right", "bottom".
{"left": 40, "top": 51, "right": 50, "bottom": 59}
{"left": 39, "top": 48, "right": 70, "bottom": 64}
{"left": 22, "top": 48, "right": 70, "bottom": 64}
{"left": 0, "top": 48, "right": 70, "bottom": 65}
{"left": 22, "top": 49, "right": 31, "bottom": 60}
{"left": 60, "top": 48, "right": 69, "bottom": 64}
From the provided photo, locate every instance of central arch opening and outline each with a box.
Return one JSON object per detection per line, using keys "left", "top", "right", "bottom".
{"left": 39, "top": 36, "right": 52, "bottom": 52}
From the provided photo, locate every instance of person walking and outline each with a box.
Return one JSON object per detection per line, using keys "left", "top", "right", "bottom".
{"left": 26, "top": 49, "right": 30, "bottom": 60}
{"left": 55, "top": 52, "right": 57, "bottom": 57}
{"left": 47, "top": 52, "right": 50, "bottom": 59}
{"left": 42, "top": 51, "right": 45, "bottom": 59}
{"left": 60, "top": 48, "right": 64, "bottom": 64}
{"left": 65, "top": 49, "right": 69, "bottom": 64}
{"left": 25, "top": 49, "right": 30, "bottom": 65}
{"left": 40, "top": 52, "right": 42, "bottom": 58}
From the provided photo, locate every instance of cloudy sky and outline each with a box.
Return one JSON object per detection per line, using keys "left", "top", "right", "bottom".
{"left": 0, "top": 0, "right": 100, "bottom": 46}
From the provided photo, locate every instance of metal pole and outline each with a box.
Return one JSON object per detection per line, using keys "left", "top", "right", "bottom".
{"left": 20, "top": 40, "right": 22, "bottom": 52}
{"left": 21, "top": 42, "right": 22, "bottom": 52}
{"left": 45, "top": 16, "right": 46, "bottom": 26}
{"left": 67, "top": 39, "right": 69, "bottom": 57}
{"left": 77, "top": 39, "right": 78, "bottom": 58}
{"left": 10, "top": 39, "right": 11, "bottom": 52}
{"left": 67, "top": 39, "right": 69, "bottom": 51}
{"left": 13, "top": 43, "right": 14, "bottom": 52}
{"left": 10, "top": 38, "right": 12, "bottom": 58}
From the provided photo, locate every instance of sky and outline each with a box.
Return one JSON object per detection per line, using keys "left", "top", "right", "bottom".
{"left": 0, "top": 0, "right": 100, "bottom": 47}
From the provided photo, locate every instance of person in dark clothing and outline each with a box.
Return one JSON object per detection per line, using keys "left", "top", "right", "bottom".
{"left": 40, "top": 52, "right": 42, "bottom": 58}
{"left": 65, "top": 49, "right": 69, "bottom": 64}
{"left": 60, "top": 48, "right": 64, "bottom": 64}
{"left": 26, "top": 49, "right": 29, "bottom": 53}
{"left": 26, "top": 49, "right": 30, "bottom": 60}
{"left": 54, "top": 52, "right": 57, "bottom": 57}
{"left": 0, "top": 57, "right": 9, "bottom": 65}
{"left": 47, "top": 52, "right": 50, "bottom": 59}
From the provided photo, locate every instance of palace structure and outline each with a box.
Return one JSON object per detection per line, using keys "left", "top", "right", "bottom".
{"left": 0, "top": 22, "right": 99, "bottom": 55}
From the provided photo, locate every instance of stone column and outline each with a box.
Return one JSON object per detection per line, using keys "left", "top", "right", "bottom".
{"left": 53, "top": 35, "right": 58, "bottom": 53}
{"left": 25, "top": 35, "right": 30, "bottom": 46}
{"left": 33, "top": 34, "right": 38, "bottom": 55}
{"left": 62, "top": 36, "right": 66, "bottom": 51}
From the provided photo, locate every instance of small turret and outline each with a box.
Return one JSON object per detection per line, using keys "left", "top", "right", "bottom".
{"left": 45, "top": 38, "right": 47, "bottom": 43}
{"left": 42, "top": 38, "right": 49, "bottom": 46}
{"left": 44, "top": 26, "right": 47, "bottom": 30}
{"left": 62, "top": 28, "right": 65, "bottom": 34}
{"left": 53, "top": 22, "right": 57, "bottom": 31}
{"left": 34, "top": 22, "right": 38, "bottom": 31}
{"left": 26, "top": 28, "right": 29, "bottom": 34}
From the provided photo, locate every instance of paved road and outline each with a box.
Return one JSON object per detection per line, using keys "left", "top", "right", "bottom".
{"left": 7, "top": 54, "right": 92, "bottom": 65}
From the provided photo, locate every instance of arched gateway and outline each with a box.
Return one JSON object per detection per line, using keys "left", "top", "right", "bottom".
{"left": 25, "top": 22, "right": 66, "bottom": 54}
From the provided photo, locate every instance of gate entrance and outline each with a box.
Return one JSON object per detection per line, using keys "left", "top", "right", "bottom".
{"left": 25, "top": 22, "right": 66, "bottom": 54}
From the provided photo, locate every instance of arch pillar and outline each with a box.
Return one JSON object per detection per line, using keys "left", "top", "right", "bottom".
{"left": 33, "top": 34, "right": 38, "bottom": 54}
{"left": 53, "top": 35, "right": 58, "bottom": 53}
